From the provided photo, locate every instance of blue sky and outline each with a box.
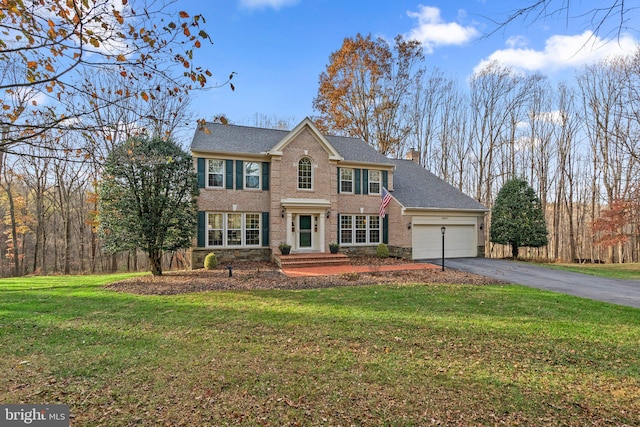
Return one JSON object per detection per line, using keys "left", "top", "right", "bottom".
{"left": 178, "top": 0, "right": 640, "bottom": 125}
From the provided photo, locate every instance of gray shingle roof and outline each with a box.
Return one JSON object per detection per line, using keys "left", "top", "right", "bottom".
{"left": 191, "top": 122, "right": 483, "bottom": 211}
{"left": 190, "top": 122, "right": 393, "bottom": 165}
{"left": 324, "top": 134, "right": 393, "bottom": 165}
{"left": 191, "top": 122, "right": 286, "bottom": 154}
{"left": 391, "top": 159, "right": 487, "bottom": 211}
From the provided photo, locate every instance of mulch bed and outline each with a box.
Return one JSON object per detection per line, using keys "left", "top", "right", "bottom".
{"left": 105, "top": 258, "right": 504, "bottom": 295}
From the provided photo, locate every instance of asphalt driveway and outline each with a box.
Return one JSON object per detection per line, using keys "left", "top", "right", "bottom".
{"left": 428, "top": 257, "right": 640, "bottom": 309}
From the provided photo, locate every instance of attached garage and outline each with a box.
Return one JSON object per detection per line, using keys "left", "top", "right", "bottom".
{"left": 412, "top": 223, "right": 478, "bottom": 259}
{"left": 384, "top": 158, "right": 488, "bottom": 260}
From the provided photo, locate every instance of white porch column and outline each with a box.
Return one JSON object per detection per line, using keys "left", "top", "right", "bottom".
{"left": 286, "top": 212, "right": 294, "bottom": 247}
{"left": 319, "top": 213, "right": 326, "bottom": 252}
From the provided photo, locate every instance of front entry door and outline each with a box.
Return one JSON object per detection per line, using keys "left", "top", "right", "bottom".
{"left": 299, "top": 215, "right": 312, "bottom": 248}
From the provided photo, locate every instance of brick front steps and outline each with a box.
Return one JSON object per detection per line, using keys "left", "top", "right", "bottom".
{"left": 273, "top": 253, "right": 350, "bottom": 269}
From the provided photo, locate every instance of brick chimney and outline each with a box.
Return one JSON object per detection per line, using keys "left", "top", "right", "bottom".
{"left": 406, "top": 148, "right": 420, "bottom": 163}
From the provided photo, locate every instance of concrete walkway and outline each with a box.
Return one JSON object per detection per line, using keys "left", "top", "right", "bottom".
{"left": 282, "top": 262, "right": 439, "bottom": 277}
{"left": 430, "top": 257, "right": 640, "bottom": 309}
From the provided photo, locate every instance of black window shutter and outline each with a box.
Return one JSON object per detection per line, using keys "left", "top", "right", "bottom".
{"left": 362, "top": 169, "right": 369, "bottom": 195}
{"left": 382, "top": 170, "right": 388, "bottom": 189}
{"left": 235, "top": 160, "right": 243, "bottom": 190}
{"left": 383, "top": 215, "right": 389, "bottom": 244}
{"left": 262, "top": 212, "right": 270, "bottom": 247}
{"left": 337, "top": 167, "right": 341, "bottom": 193}
{"left": 337, "top": 214, "right": 341, "bottom": 243}
{"left": 354, "top": 168, "right": 361, "bottom": 194}
{"left": 225, "top": 160, "right": 234, "bottom": 189}
{"left": 197, "top": 158, "right": 205, "bottom": 188}
{"left": 197, "top": 211, "right": 206, "bottom": 247}
{"left": 262, "top": 162, "right": 270, "bottom": 191}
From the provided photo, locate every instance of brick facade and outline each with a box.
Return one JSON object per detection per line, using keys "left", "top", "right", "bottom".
{"left": 191, "top": 119, "right": 486, "bottom": 267}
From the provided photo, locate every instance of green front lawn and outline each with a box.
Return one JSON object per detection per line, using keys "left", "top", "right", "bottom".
{"left": 1, "top": 274, "right": 639, "bottom": 426}
{"left": 544, "top": 262, "right": 640, "bottom": 280}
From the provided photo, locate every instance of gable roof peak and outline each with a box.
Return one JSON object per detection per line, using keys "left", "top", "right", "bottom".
{"left": 268, "top": 117, "right": 343, "bottom": 161}
{"left": 190, "top": 118, "right": 393, "bottom": 166}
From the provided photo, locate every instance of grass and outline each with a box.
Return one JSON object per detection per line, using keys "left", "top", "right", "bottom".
{"left": 543, "top": 262, "right": 640, "bottom": 279}
{"left": 1, "top": 274, "right": 639, "bottom": 426}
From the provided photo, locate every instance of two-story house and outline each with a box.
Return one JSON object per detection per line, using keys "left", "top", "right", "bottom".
{"left": 190, "top": 118, "right": 487, "bottom": 267}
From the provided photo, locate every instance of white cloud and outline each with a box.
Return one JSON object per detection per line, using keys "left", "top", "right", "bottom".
{"left": 516, "top": 109, "right": 567, "bottom": 132}
{"left": 405, "top": 5, "right": 479, "bottom": 54}
{"left": 531, "top": 110, "right": 564, "bottom": 125}
{"left": 239, "top": 0, "right": 299, "bottom": 10}
{"left": 28, "top": 91, "right": 49, "bottom": 108}
{"left": 514, "top": 135, "right": 535, "bottom": 151}
{"left": 474, "top": 31, "right": 640, "bottom": 74}
{"left": 38, "top": 0, "right": 130, "bottom": 56}
{"left": 506, "top": 36, "right": 529, "bottom": 49}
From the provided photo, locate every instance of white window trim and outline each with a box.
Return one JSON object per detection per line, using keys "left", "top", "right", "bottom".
{"left": 297, "top": 157, "right": 314, "bottom": 191}
{"left": 207, "top": 213, "right": 224, "bottom": 246}
{"left": 244, "top": 161, "right": 261, "bottom": 191}
{"left": 206, "top": 212, "right": 261, "bottom": 248}
{"left": 206, "top": 159, "right": 225, "bottom": 189}
{"left": 244, "top": 213, "right": 261, "bottom": 246}
{"left": 368, "top": 170, "right": 381, "bottom": 195}
{"left": 339, "top": 214, "right": 381, "bottom": 245}
{"left": 340, "top": 168, "right": 354, "bottom": 194}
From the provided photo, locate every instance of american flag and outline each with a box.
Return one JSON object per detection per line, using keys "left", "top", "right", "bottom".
{"left": 379, "top": 187, "right": 391, "bottom": 217}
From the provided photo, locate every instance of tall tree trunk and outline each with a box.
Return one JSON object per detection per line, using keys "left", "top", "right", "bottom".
{"left": 110, "top": 253, "right": 118, "bottom": 273}
{"left": 5, "top": 183, "right": 21, "bottom": 277}
{"left": 32, "top": 221, "right": 40, "bottom": 274}
{"left": 149, "top": 249, "right": 163, "bottom": 276}
{"left": 553, "top": 189, "right": 562, "bottom": 260}
{"left": 42, "top": 225, "right": 47, "bottom": 275}
{"left": 79, "top": 223, "right": 85, "bottom": 273}
{"left": 64, "top": 200, "right": 71, "bottom": 275}
{"left": 90, "top": 230, "right": 97, "bottom": 273}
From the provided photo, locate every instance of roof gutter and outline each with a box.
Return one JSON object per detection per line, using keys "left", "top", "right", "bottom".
{"left": 402, "top": 206, "right": 489, "bottom": 214}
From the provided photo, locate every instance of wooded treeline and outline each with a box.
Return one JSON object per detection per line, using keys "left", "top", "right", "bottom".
{"left": 314, "top": 36, "right": 640, "bottom": 264}
{"left": 0, "top": 0, "right": 219, "bottom": 277}
{"left": 3, "top": 14, "right": 640, "bottom": 276}
{"left": 0, "top": 90, "right": 195, "bottom": 277}
{"left": 408, "top": 55, "right": 640, "bottom": 263}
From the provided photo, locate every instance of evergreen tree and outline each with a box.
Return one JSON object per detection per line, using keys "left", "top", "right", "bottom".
{"left": 491, "top": 178, "right": 548, "bottom": 258}
{"left": 99, "top": 136, "right": 198, "bottom": 275}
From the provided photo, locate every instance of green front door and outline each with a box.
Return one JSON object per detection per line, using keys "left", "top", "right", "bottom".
{"left": 299, "top": 215, "right": 312, "bottom": 248}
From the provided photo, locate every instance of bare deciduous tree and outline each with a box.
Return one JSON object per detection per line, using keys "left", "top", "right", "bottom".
{"left": 486, "top": 1, "right": 638, "bottom": 41}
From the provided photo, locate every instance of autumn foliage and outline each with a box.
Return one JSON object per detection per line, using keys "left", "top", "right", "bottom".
{"left": 592, "top": 197, "right": 640, "bottom": 248}
{"left": 0, "top": 0, "right": 229, "bottom": 151}
{"left": 313, "top": 33, "right": 423, "bottom": 156}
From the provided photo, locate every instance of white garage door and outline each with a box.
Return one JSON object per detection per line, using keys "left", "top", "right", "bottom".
{"left": 412, "top": 225, "right": 476, "bottom": 259}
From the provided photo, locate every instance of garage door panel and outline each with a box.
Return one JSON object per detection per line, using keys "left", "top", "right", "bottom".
{"left": 412, "top": 224, "right": 476, "bottom": 259}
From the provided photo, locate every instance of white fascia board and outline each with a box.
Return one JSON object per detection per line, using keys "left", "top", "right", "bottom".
{"left": 281, "top": 198, "right": 331, "bottom": 208}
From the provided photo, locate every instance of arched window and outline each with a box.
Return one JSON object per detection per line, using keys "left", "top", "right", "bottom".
{"left": 298, "top": 157, "right": 312, "bottom": 190}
